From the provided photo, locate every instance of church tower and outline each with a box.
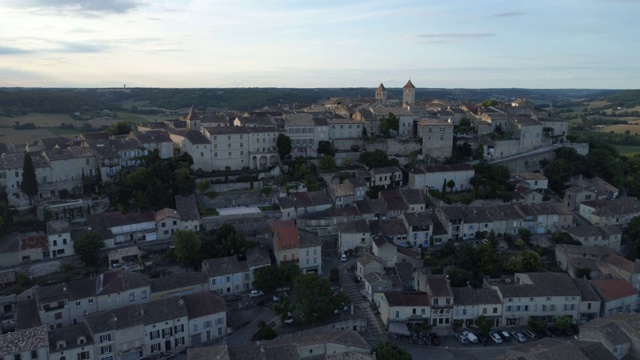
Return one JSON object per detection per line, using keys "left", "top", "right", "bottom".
{"left": 375, "top": 83, "right": 388, "bottom": 105}
{"left": 403, "top": 79, "right": 415, "bottom": 106}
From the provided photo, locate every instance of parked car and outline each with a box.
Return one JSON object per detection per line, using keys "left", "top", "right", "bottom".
{"left": 249, "top": 290, "right": 264, "bottom": 298}
{"left": 341, "top": 254, "right": 347, "bottom": 262}
{"left": 224, "top": 294, "right": 242, "bottom": 302}
{"left": 284, "top": 313, "right": 294, "bottom": 325}
{"left": 463, "top": 331, "right": 479, "bottom": 344}
{"left": 511, "top": 331, "right": 527, "bottom": 343}
{"left": 330, "top": 283, "right": 342, "bottom": 291}
{"left": 429, "top": 333, "right": 440, "bottom": 346}
{"left": 523, "top": 330, "right": 537, "bottom": 340}
{"left": 490, "top": 331, "right": 503, "bottom": 344}
{"left": 456, "top": 334, "right": 469, "bottom": 344}
{"left": 479, "top": 334, "right": 490, "bottom": 346}
{"left": 500, "top": 331, "right": 511, "bottom": 342}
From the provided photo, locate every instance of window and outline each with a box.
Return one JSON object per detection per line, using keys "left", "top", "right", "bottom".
{"left": 482, "top": 308, "right": 487, "bottom": 314}
{"left": 493, "top": 307, "right": 498, "bottom": 314}
{"left": 204, "top": 320, "right": 212, "bottom": 328}
{"left": 174, "top": 324, "right": 184, "bottom": 333}
{"left": 394, "top": 311, "right": 400, "bottom": 318}
{"left": 75, "top": 301, "right": 81, "bottom": 307}
{"left": 88, "top": 299, "right": 94, "bottom": 304}
{"left": 100, "top": 345, "right": 112, "bottom": 354}
{"left": 151, "top": 343, "right": 161, "bottom": 353}
{"left": 99, "top": 334, "right": 111, "bottom": 343}
{"left": 129, "top": 293, "right": 135, "bottom": 302}
{"left": 77, "top": 351, "right": 90, "bottom": 360}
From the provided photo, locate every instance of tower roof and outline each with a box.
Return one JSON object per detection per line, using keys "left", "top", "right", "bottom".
{"left": 185, "top": 105, "right": 200, "bottom": 121}
{"left": 403, "top": 80, "right": 415, "bottom": 89}
{"left": 377, "top": 83, "right": 386, "bottom": 91}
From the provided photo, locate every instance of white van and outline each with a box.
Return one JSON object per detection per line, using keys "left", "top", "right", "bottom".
{"left": 341, "top": 254, "right": 347, "bottom": 262}
{"left": 462, "top": 331, "right": 478, "bottom": 343}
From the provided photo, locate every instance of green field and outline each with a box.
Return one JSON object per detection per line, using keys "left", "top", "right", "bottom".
{"left": 614, "top": 145, "right": 640, "bottom": 155}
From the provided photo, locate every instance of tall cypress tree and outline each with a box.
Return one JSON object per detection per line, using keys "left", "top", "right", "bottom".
{"left": 21, "top": 153, "right": 38, "bottom": 205}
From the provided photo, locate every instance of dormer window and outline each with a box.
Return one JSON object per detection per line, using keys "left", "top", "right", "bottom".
{"left": 57, "top": 340, "right": 66, "bottom": 349}
{"left": 77, "top": 336, "right": 86, "bottom": 345}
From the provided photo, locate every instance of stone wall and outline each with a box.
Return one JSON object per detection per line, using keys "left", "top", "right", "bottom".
{"left": 202, "top": 180, "right": 262, "bottom": 192}
{"left": 364, "top": 138, "right": 421, "bottom": 156}
{"left": 490, "top": 143, "right": 590, "bottom": 173}
{"left": 332, "top": 138, "right": 364, "bottom": 151}
{"left": 197, "top": 189, "right": 274, "bottom": 209}
{"left": 201, "top": 210, "right": 281, "bottom": 235}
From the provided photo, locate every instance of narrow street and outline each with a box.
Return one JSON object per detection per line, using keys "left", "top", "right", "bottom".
{"left": 339, "top": 260, "right": 386, "bottom": 338}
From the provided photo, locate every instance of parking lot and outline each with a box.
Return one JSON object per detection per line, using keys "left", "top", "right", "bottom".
{"left": 372, "top": 326, "right": 579, "bottom": 360}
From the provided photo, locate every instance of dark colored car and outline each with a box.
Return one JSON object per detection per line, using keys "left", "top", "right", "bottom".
{"left": 429, "top": 333, "right": 440, "bottom": 346}
{"left": 480, "top": 335, "right": 490, "bottom": 346}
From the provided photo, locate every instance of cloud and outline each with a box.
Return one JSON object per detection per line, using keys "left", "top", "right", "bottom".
{"left": 415, "top": 33, "right": 496, "bottom": 43}
{"left": 0, "top": 46, "right": 33, "bottom": 55}
{"left": 492, "top": 11, "right": 524, "bottom": 17}
{"left": 15, "top": 0, "right": 140, "bottom": 14}
{"left": 55, "top": 42, "right": 106, "bottom": 53}
{"left": 0, "top": 41, "right": 106, "bottom": 55}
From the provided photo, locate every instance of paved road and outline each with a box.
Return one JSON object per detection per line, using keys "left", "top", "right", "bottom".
{"left": 366, "top": 335, "right": 512, "bottom": 360}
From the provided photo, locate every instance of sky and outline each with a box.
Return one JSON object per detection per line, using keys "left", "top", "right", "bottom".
{"left": 0, "top": 0, "right": 639, "bottom": 89}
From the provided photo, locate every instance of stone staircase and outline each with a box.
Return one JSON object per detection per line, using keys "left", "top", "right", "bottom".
{"left": 340, "top": 266, "right": 385, "bottom": 338}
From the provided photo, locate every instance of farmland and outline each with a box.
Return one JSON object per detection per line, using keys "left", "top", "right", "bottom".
{"left": 0, "top": 112, "right": 169, "bottom": 145}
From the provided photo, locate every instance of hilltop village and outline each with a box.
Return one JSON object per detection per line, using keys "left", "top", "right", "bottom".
{"left": 1, "top": 82, "right": 640, "bottom": 360}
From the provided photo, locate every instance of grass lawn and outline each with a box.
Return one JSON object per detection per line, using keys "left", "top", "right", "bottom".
{"left": 113, "top": 112, "right": 149, "bottom": 123}
{"left": 614, "top": 145, "right": 640, "bottom": 155}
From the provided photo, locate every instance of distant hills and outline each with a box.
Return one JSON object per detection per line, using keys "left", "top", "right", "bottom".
{"left": 605, "top": 90, "right": 640, "bottom": 108}
{"left": 0, "top": 87, "right": 633, "bottom": 116}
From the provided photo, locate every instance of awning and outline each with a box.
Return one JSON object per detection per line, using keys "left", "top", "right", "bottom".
{"left": 387, "top": 322, "right": 410, "bottom": 336}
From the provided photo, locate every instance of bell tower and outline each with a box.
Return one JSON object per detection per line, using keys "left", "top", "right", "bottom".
{"left": 403, "top": 79, "right": 415, "bottom": 106}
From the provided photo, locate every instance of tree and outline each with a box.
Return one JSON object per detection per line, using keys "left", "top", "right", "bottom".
{"left": 254, "top": 266, "right": 281, "bottom": 293}
{"left": 173, "top": 230, "right": 202, "bottom": 270}
{"left": 318, "top": 155, "right": 336, "bottom": 172}
{"left": 73, "top": 230, "right": 105, "bottom": 267}
{"left": 446, "top": 268, "right": 473, "bottom": 287}
{"left": 626, "top": 216, "right": 640, "bottom": 260}
{"left": 21, "top": 153, "right": 38, "bottom": 205}
{"left": 109, "top": 121, "right": 132, "bottom": 135}
{"left": 252, "top": 321, "right": 277, "bottom": 340}
{"left": 270, "top": 293, "right": 295, "bottom": 322}
{"left": 280, "top": 263, "right": 302, "bottom": 284}
{"left": 293, "top": 273, "right": 335, "bottom": 324}
{"left": 358, "top": 149, "right": 392, "bottom": 168}
{"left": 528, "top": 316, "right": 547, "bottom": 334}
{"left": 553, "top": 315, "right": 572, "bottom": 332}
{"left": 173, "top": 167, "right": 195, "bottom": 196}
{"left": 475, "top": 315, "right": 493, "bottom": 335}
{"left": 378, "top": 112, "right": 400, "bottom": 138}
{"left": 504, "top": 251, "right": 541, "bottom": 273}
{"left": 330, "top": 267, "right": 340, "bottom": 283}
{"left": 277, "top": 133, "right": 292, "bottom": 161}
{"left": 447, "top": 179, "right": 456, "bottom": 192}
{"left": 317, "top": 141, "right": 335, "bottom": 156}
{"left": 373, "top": 341, "right": 411, "bottom": 360}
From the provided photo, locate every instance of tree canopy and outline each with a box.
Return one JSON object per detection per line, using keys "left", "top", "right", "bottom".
{"left": 358, "top": 149, "right": 398, "bottom": 169}
{"left": 378, "top": 112, "right": 400, "bottom": 138}
{"left": 173, "top": 230, "right": 202, "bottom": 270}
{"left": 277, "top": 133, "right": 292, "bottom": 160}
{"left": 373, "top": 341, "right": 411, "bottom": 360}
{"left": 293, "top": 273, "right": 337, "bottom": 324}
{"left": 21, "top": 153, "right": 38, "bottom": 205}
{"left": 73, "top": 230, "right": 104, "bottom": 267}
